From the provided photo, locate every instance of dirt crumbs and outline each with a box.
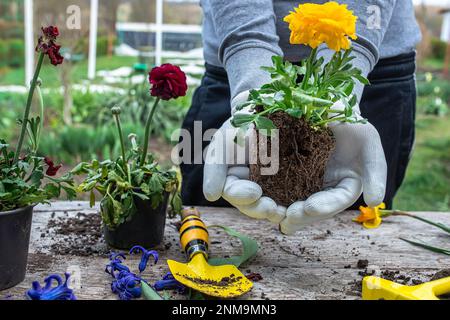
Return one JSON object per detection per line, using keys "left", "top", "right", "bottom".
{"left": 357, "top": 259, "right": 369, "bottom": 269}
{"left": 44, "top": 212, "right": 109, "bottom": 256}
{"left": 177, "top": 273, "right": 244, "bottom": 287}
{"left": 246, "top": 273, "right": 263, "bottom": 282}
{"left": 431, "top": 268, "right": 450, "bottom": 281}
{"left": 249, "top": 112, "right": 335, "bottom": 206}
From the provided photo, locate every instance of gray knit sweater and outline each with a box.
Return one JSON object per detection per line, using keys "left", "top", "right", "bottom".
{"left": 201, "top": 0, "right": 421, "bottom": 100}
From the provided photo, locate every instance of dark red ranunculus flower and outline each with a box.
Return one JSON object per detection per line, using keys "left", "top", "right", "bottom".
{"left": 148, "top": 64, "right": 187, "bottom": 100}
{"left": 36, "top": 25, "right": 64, "bottom": 66}
{"left": 47, "top": 45, "right": 64, "bottom": 66}
{"left": 44, "top": 157, "right": 62, "bottom": 176}
{"left": 42, "top": 26, "right": 59, "bottom": 40}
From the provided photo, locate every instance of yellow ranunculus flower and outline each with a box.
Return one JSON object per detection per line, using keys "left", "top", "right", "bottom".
{"left": 353, "top": 203, "right": 386, "bottom": 229}
{"left": 284, "top": 1, "right": 358, "bottom": 51}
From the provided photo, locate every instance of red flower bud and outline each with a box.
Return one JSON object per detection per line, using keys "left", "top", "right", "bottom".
{"left": 149, "top": 64, "right": 187, "bottom": 100}
{"left": 44, "top": 157, "right": 62, "bottom": 176}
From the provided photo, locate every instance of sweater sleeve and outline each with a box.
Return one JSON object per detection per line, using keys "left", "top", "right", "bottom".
{"left": 317, "top": 0, "right": 398, "bottom": 102}
{"left": 207, "top": 0, "right": 284, "bottom": 100}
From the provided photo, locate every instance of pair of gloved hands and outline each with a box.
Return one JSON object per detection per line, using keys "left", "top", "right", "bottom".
{"left": 203, "top": 91, "right": 387, "bottom": 235}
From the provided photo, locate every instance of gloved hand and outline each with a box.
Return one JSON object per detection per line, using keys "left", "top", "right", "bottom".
{"left": 203, "top": 91, "right": 387, "bottom": 233}
{"left": 203, "top": 91, "right": 286, "bottom": 224}
{"left": 280, "top": 103, "right": 387, "bottom": 234}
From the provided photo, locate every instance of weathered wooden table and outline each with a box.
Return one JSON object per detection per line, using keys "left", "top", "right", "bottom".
{"left": 2, "top": 201, "right": 450, "bottom": 300}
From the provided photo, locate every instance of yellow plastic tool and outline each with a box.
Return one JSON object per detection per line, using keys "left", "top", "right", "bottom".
{"left": 167, "top": 207, "right": 253, "bottom": 298}
{"left": 362, "top": 276, "right": 450, "bottom": 300}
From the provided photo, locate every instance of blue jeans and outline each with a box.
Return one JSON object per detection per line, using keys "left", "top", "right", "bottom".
{"left": 180, "top": 52, "right": 417, "bottom": 209}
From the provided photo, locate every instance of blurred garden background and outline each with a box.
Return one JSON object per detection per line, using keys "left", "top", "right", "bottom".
{"left": 0, "top": 0, "right": 449, "bottom": 211}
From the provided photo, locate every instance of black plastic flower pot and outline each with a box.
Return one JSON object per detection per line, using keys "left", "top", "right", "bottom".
{"left": 0, "top": 205, "right": 34, "bottom": 290}
{"left": 103, "top": 192, "right": 169, "bottom": 250}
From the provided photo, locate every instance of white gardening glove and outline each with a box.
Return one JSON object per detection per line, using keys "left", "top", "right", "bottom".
{"left": 280, "top": 102, "right": 387, "bottom": 235}
{"left": 203, "top": 91, "right": 286, "bottom": 224}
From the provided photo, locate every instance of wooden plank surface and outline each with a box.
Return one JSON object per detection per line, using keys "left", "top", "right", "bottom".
{"left": 2, "top": 201, "right": 450, "bottom": 300}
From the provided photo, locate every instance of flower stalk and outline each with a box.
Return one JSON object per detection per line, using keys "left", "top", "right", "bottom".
{"left": 302, "top": 47, "right": 317, "bottom": 90}
{"left": 34, "top": 81, "right": 45, "bottom": 153}
{"left": 112, "top": 106, "right": 127, "bottom": 171}
{"left": 140, "top": 97, "right": 160, "bottom": 166}
{"left": 14, "top": 52, "right": 45, "bottom": 163}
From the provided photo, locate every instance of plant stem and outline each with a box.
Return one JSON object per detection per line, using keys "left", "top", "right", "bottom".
{"left": 14, "top": 52, "right": 45, "bottom": 163}
{"left": 315, "top": 116, "right": 347, "bottom": 127}
{"left": 140, "top": 97, "right": 160, "bottom": 166}
{"left": 302, "top": 47, "right": 317, "bottom": 90}
{"left": 34, "top": 84, "right": 44, "bottom": 153}
{"left": 113, "top": 113, "right": 127, "bottom": 171}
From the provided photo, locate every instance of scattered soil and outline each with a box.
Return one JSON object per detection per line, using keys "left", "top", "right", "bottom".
{"left": 246, "top": 273, "right": 263, "bottom": 282}
{"left": 45, "top": 212, "right": 109, "bottom": 256}
{"left": 357, "top": 259, "right": 369, "bottom": 269}
{"left": 431, "top": 268, "right": 450, "bottom": 281}
{"left": 249, "top": 112, "right": 335, "bottom": 206}
{"left": 177, "top": 273, "right": 243, "bottom": 287}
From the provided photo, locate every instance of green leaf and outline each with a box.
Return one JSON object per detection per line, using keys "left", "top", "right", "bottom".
{"left": 148, "top": 174, "right": 164, "bottom": 194}
{"left": 44, "top": 184, "right": 60, "bottom": 198}
{"left": 231, "top": 113, "right": 255, "bottom": 128}
{"left": 254, "top": 116, "right": 276, "bottom": 136}
{"left": 89, "top": 190, "right": 96, "bottom": 207}
{"left": 170, "top": 192, "right": 183, "bottom": 217}
{"left": 348, "top": 95, "right": 357, "bottom": 108}
{"left": 28, "top": 170, "right": 44, "bottom": 186}
{"left": 353, "top": 73, "right": 370, "bottom": 85}
{"left": 404, "top": 214, "right": 450, "bottom": 234}
{"left": 141, "top": 281, "right": 163, "bottom": 300}
{"left": 292, "top": 90, "right": 333, "bottom": 107}
{"left": 133, "top": 191, "right": 150, "bottom": 201}
{"left": 208, "top": 225, "right": 259, "bottom": 267}
{"left": 400, "top": 238, "right": 450, "bottom": 256}
{"left": 286, "top": 108, "right": 303, "bottom": 118}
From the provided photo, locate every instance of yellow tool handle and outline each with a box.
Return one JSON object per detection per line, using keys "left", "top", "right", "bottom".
{"left": 430, "top": 276, "right": 450, "bottom": 297}
{"left": 179, "top": 207, "right": 209, "bottom": 261}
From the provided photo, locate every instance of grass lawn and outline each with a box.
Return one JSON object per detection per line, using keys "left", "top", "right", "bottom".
{"left": 394, "top": 114, "right": 450, "bottom": 211}
{"left": 0, "top": 55, "right": 138, "bottom": 87}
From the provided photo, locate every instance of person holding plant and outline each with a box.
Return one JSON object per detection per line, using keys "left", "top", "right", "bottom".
{"left": 180, "top": 1, "right": 421, "bottom": 234}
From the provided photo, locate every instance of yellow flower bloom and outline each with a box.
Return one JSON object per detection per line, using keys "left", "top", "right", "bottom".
{"left": 353, "top": 203, "right": 386, "bottom": 229}
{"left": 284, "top": 2, "right": 358, "bottom": 51}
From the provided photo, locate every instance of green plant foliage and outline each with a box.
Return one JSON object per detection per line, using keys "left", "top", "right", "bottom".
{"left": 72, "top": 151, "right": 181, "bottom": 228}
{"left": 232, "top": 50, "right": 368, "bottom": 134}
{"left": 0, "top": 140, "right": 75, "bottom": 212}
{"left": 0, "top": 38, "right": 25, "bottom": 68}
{"left": 416, "top": 74, "right": 450, "bottom": 117}
{"left": 430, "top": 38, "right": 447, "bottom": 61}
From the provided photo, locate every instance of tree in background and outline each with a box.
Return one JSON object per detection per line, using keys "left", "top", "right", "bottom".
{"left": 99, "top": 0, "right": 122, "bottom": 56}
